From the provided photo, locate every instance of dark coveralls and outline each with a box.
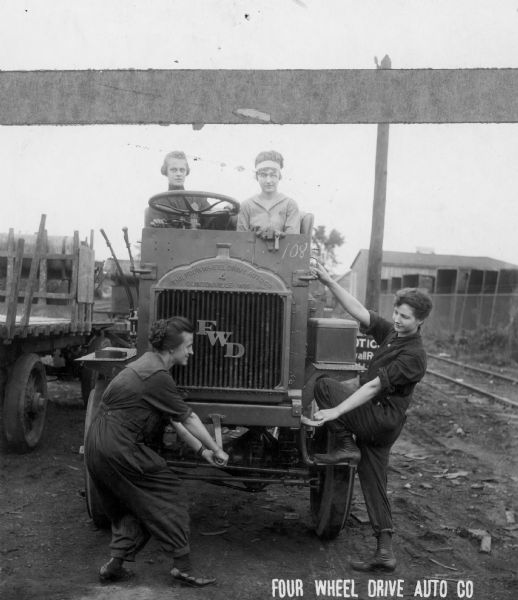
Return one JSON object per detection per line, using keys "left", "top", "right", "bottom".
{"left": 85, "top": 352, "right": 193, "bottom": 561}
{"left": 314, "top": 311, "right": 427, "bottom": 534}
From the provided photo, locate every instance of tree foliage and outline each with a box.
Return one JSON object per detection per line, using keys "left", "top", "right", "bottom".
{"left": 312, "top": 225, "right": 345, "bottom": 268}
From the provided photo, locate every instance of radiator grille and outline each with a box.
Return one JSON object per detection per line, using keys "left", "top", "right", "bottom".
{"left": 156, "top": 289, "right": 285, "bottom": 389}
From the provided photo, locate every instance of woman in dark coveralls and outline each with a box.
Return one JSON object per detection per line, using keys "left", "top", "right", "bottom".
{"left": 85, "top": 317, "right": 228, "bottom": 587}
{"left": 310, "top": 264, "right": 432, "bottom": 572}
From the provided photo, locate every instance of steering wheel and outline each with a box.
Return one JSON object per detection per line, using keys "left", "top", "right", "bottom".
{"left": 148, "top": 190, "right": 240, "bottom": 221}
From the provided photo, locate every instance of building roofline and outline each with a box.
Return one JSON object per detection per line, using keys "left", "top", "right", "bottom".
{"left": 350, "top": 249, "right": 518, "bottom": 271}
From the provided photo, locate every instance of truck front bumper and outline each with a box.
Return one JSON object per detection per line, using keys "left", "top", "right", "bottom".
{"left": 187, "top": 400, "right": 301, "bottom": 428}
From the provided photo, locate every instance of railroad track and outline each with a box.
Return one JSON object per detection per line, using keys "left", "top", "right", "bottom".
{"left": 428, "top": 353, "right": 518, "bottom": 384}
{"left": 425, "top": 353, "right": 518, "bottom": 409}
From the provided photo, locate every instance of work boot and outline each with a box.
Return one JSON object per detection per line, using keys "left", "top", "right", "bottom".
{"left": 170, "top": 553, "right": 216, "bottom": 588}
{"left": 351, "top": 530, "right": 396, "bottom": 572}
{"left": 313, "top": 431, "right": 361, "bottom": 466}
{"left": 99, "top": 557, "right": 135, "bottom": 582}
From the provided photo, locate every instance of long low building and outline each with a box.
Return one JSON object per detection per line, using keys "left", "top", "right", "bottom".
{"left": 336, "top": 249, "right": 518, "bottom": 334}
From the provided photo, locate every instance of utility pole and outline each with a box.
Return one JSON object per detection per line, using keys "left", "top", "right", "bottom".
{"left": 365, "top": 55, "right": 391, "bottom": 311}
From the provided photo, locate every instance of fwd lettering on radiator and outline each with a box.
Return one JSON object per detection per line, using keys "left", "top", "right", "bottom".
{"left": 197, "top": 320, "right": 245, "bottom": 358}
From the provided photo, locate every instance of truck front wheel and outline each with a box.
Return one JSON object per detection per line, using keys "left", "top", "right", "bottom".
{"left": 83, "top": 385, "right": 110, "bottom": 528}
{"left": 310, "top": 464, "right": 355, "bottom": 539}
{"left": 309, "top": 428, "right": 355, "bottom": 540}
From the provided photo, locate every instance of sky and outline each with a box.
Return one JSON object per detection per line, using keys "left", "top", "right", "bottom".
{"left": 1, "top": 0, "right": 518, "bottom": 271}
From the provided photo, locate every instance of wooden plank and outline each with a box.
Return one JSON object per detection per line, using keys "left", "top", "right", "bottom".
{"left": 77, "top": 245, "right": 95, "bottom": 304}
{"left": 0, "top": 315, "right": 71, "bottom": 325}
{"left": 85, "top": 302, "right": 93, "bottom": 334}
{"left": 14, "top": 290, "right": 74, "bottom": 300}
{"left": 31, "top": 304, "right": 74, "bottom": 319}
{"left": 1, "top": 229, "right": 16, "bottom": 315}
{"left": 77, "top": 303, "right": 86, "bottom": 334}
{"left": 0, "top": 233, "right": 75, "bottom": 254}
{"left": 3, "top": 228, "right": 15, "bottom": 299}
{"left": 70, "top": 231, "right": 80, "bottom": 332}
{"left": 4, "top": 238, "right": 25, "bottom": 341}
{"left": 2, "top": 69, "right": 518, "bottom": 125}
{"left": 37, "top": 229, "right": 48, "bottom": 305}
{"left": 20, "top": 215, "right": 46, "bottom": 328}
{"left": 59, "top": 236, "right": 67, "bottom": 280}
{"left": 0, "top": 252, "right": 76, "bottom": 261}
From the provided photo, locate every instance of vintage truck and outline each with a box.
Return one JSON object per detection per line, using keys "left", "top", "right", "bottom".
{"left": 82, "top": 191, "right": 362, "bottom": 539}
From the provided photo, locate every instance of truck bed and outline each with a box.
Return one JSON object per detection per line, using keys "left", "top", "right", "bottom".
{"left": 0, "top": 314, "right": 75, "bottom": 339}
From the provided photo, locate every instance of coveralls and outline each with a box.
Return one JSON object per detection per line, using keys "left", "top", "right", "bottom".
{"left": 85, "top": 352, "right": 193, "bottom": 561}
{"left": 314, "top": 311, "right": 427, "bottom": 534}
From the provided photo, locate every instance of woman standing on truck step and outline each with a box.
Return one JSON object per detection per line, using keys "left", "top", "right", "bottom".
{"left": 309, "top": 264, "right": 432, "bottom": 573}
{"left": 237, "top": 150, "right": 301, "bottom": 236}
{"left": 85, "top": 316, "right": 228, "bottom": 587}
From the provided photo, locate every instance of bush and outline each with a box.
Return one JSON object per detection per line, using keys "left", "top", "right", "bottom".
{"left": 425, "top": 327, "right": 517, "bottom": 368}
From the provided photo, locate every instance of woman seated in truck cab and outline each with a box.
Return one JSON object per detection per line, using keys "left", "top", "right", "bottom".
{"left": 146, "top": 151, "right": 210, "bottom": 227}
{"left": 237, "top": 150, "right": 300, "bottom": 238}
{"left": 146, "top": 151, "right": 236, "bottom": 230}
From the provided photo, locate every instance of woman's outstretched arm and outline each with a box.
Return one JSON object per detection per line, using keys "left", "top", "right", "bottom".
{"left": 312, "top": 263, "right": 371, "bottom": 328}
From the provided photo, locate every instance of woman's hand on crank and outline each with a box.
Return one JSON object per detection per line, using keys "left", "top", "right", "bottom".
{"left": 212, "top": 448, "right": 229, "bottom": 466}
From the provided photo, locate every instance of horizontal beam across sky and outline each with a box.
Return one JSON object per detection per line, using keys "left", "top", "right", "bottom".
{"left": 1, "top": 69, "right": 518, "bottom": 125}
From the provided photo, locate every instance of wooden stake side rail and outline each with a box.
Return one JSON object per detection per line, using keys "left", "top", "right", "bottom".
{"left": 0, "top": 216, "right": 95, "bottom": 344}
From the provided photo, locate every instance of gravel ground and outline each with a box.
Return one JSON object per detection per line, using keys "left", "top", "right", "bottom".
{"left": 1, "top": 376, "right": 517, "bottom": 600}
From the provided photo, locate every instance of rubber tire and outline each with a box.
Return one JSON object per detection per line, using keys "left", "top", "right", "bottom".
{"left": 80, "top": 369, "right": 97, "bottom": 408}
{"left": 84, "top": 384, "right": 110, "bottom": 529}
{"left": 309, "top": 429, "right": 355, "bottom": 540}
{"left": 80, "top": 336, "right": 111, "bottom": 407}
{"left": 3, "top": 353, "right": 48, "bottom": 452}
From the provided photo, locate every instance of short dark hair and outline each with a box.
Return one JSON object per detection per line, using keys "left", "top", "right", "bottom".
{"left": 161, "top": 151, "right": 190, "bottom": 176}
{"left": 148, "top": 316, "right": 194, "bottom": 351}
{"left": 394, "top": 288, "right": 433, "bottom": 321}
{"left": 254, "top": 150, "right": 284, "bottom": 169}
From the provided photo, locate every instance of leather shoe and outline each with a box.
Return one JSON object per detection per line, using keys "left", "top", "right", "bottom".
{"left": 313, "top": 430, "right": 361, "bottom": 466}
{"left": 171, "top": 567, "right": 216, "bottom": 587}
{"left": 351, "top": 549, "right": 396, "bottom": 572}
{"left": 99, "top": 559, "right": 135, "bottom": 582}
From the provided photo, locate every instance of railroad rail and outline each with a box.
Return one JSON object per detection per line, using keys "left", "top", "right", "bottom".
{"left": 425, "top": 355, "right": 518, "bottom": 409}
{"left": 428, "top": 353, "right": 518, "bottom": 385}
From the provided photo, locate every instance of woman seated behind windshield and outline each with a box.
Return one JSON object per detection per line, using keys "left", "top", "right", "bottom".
{"left": 146, "top": 150, "right": 211, "bottom": 228}
{"left": 237, "top": 151, "right": 300, "bottom": 236}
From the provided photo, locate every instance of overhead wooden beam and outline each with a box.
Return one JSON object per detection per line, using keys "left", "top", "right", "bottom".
{"left": 1, "top": 69, "right": 518, "bottom": 125}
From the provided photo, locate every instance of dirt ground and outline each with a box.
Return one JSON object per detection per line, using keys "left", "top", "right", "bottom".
{"left": 1, "top": 375, "right": 517, "bottom": 600}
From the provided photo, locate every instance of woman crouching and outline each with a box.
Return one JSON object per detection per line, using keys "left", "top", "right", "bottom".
{"left": 85, "top": 316, "right": 228, "bottom": 587}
